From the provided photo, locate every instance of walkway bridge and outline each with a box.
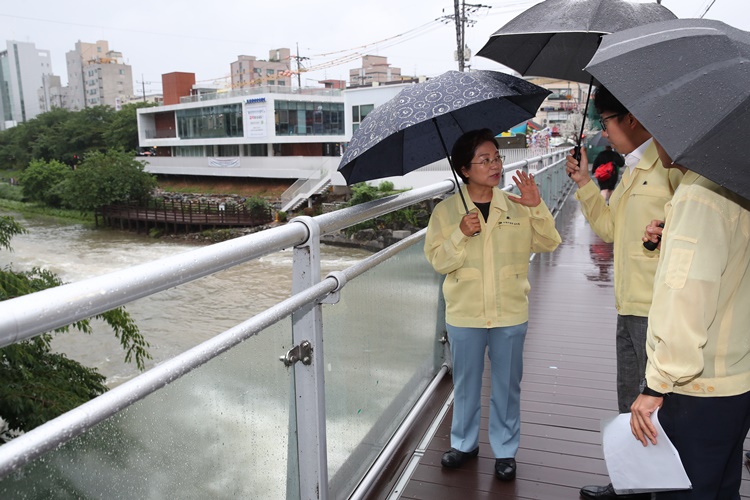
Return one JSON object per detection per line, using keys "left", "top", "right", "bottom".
{"left": 1, "top": 150, "right": 749, "bottom": 499}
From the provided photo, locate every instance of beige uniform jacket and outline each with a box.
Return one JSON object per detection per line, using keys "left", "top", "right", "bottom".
{"left": 646, "top": 172, "right": 750, "bottom": 397}
{"left": 575, "top": 141, "right": 682, "bottom": 316}
{"left": 424, "top": 186, "right": 561, "bottom": 328}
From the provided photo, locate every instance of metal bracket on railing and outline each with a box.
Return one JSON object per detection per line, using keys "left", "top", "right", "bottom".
{"left": 319, "top": 270, "right": 347, "bottom": 304}
{"left": 279, "top": 340, "right": 313, "bottom": 367}
{"left": 289, "top": 215, "right": 319, "bottom": 248}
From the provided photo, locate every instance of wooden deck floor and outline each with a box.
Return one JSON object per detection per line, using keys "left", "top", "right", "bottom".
{"left": 385, "top": 195, "right": 750, "bottom": 499}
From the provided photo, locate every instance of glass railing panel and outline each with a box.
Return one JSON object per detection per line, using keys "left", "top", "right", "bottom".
{"left": 322, "top": 241, "right": 444, "bottom": 497}
{"left": 0, "top": 320, "right": 294, "bottom": 499}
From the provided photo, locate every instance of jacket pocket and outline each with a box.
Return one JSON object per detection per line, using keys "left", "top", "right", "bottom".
{"left": 444, "top": 267, "right": 483, "bottom": 318}
{"left": 497, "top": 263, "right": 531, "bottom": 315}
{"left": 500, "top": 263, "right": 529, "bottom": 280}
{"left": 665, "top": 248, "right": 693, "bottom": 289}
{"left": 626, "top": 242, "right": 661, "bottom": 306}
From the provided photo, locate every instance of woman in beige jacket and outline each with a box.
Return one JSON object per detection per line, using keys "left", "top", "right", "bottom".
{"left": 424, "top": 128, "right": 560, "bottom": 481}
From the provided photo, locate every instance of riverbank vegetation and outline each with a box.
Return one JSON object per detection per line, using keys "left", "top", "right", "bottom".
{"left": 0, "top": 217, "right": 151, "bottom": 442}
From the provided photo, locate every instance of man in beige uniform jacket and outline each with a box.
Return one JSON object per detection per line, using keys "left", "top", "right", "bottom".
{"left": 566, "top": 86, "right": 682, "bottom": 500}
{"left": 631, "top": 143, "right": 750, "bottom": 499}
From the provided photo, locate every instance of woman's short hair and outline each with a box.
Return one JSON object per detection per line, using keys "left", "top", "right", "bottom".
{"left": 450, "top": 128, "right": 499, "bottom": 184}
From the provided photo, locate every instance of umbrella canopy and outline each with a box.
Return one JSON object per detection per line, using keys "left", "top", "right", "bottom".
{"left": 476, "top": 0, "right": 677, "bottom": 83}
{"left": 587, "top": 130, "right": 610, "bottom": 148}
{"left": 338, "top": 70, "right": 550, "bottom": 185}
{"left": 585, "top": 18, "right": 750, "bottom": 201}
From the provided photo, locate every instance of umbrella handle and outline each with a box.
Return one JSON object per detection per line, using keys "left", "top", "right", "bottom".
{"left": 571, "top": 76, "right": 596, "bottom": 176}
{"left": 432, "top": 118, "right": 481, "bottom": 237}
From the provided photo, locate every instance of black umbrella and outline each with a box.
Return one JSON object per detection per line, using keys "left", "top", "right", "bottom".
{"left": 587, "top": 130, "right": 610, "bottom": 149}
{"left": 338, "top": 70, "right": 550, "bottom": 211}
{"left": 585, "top": 18, "right": 750, "bottom": 201}
{"left": 476, "top": 0, "right": 677, "bottom": 158}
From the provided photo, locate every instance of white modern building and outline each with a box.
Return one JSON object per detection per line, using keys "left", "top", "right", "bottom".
{"left": 0, "top": 40, "right": 54, "bottom": 130}
{"left": 136, "top": 79, "right": 418, "bottom": 210}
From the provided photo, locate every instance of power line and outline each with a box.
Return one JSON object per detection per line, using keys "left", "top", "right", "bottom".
{"left": 700, "top": 0, "right": 719, "bottom": 18}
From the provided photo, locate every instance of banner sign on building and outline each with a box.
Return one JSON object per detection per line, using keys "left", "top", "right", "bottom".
{"left": 208, "top": 157, "right": 240, "bottom": 168}
{"left": 245, "top": 98, "right": 267, "bottom": 138}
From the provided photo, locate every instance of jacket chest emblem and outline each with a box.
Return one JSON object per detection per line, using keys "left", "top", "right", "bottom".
{"left": 498, "top": 216, "right": 521, "bottom": 227}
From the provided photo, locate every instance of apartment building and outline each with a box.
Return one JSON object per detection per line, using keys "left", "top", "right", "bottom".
{"left": 0, "top": 40, "right": 54, "bottom": 130}
{"left": 349, "top": 55, "right": 403, "bottom": 87}
{"left": 231, "top": 49, "right": 293, "bottom": 89}
{"left": 66, "top": 40, "right": 134, "bottom": 110}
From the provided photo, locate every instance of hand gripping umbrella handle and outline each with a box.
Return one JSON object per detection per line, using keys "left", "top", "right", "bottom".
{"left": 643, "top": 223, "right": 665, "bottom": 251}
{"left": 433, "top": 118, "right": 480, "bottom": 237}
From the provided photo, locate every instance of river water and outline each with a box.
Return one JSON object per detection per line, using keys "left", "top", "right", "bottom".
{"left": 0, "top": 210, "right": 372, "bottom": 386}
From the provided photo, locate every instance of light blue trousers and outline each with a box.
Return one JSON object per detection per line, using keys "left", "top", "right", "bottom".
{"left": 447, "top": 322, "right": 528, "bottom": 459}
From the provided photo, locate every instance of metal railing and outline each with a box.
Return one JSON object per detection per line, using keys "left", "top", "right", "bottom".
{"left": 0, "top": 157, "right": 572, "bottom": 498}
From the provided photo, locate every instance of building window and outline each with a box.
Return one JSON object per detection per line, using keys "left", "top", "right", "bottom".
{"left": 176, "top": 104, "right": 244, "bottom": 139}
{"left": 274, "top": 101, "right": 344, "bottom": 136}
{"left": 217, "top": 144, "right": 240, "bottom": 156}
{"left": 175, "top": 146, "right": 205, "bottom": 157}
{"left": 242, "top": 144, "right": 268, "bottom": 156}
{"left": 352, "top": 104, "right": 374, "bottom": 132}
{"left": 266, "top": 69, "right": 274, "bottom": 76}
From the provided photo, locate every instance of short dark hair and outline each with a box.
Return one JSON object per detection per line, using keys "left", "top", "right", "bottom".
{"left": 450, "top": 128, "right": 499, "bottom": 184}
{"left": 593, "top": 85, "right": 628, "bottom": 116}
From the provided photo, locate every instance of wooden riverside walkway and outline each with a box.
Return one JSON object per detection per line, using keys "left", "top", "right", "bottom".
{"left": 367, "top": 195, "right": 750, "bottom": 499}
{"left": 96, "top": 200, "right": 273, "bottom": 234}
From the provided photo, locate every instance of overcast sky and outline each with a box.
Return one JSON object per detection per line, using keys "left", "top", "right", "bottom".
{"left": 2, "top": 0, "right": 748, "bottom": 94}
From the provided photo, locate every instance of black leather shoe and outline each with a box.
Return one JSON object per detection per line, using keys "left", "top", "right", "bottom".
{"left": 580, "top": 483, "right": 650, "bottom": 499}
{"left": 440, "top": 447, "right": 478, "bottom": 468}
{"left": 494, "top": 458, "right": 516, "bottom": 481}
{"left": 745, "top": 450, "right": 750, "bottom": 462}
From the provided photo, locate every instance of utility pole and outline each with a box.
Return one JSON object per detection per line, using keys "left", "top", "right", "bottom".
{"left": 136, "top": 74, "right": 156, "bottom": 102}
{"left": 454, "top": 0, "right": 464, "bottom": 71}
{"left": 294, "top": 43, "right": 309, "bottom": 88}
{"left": 448, "top": 1, "right": 492, "bottom": 72}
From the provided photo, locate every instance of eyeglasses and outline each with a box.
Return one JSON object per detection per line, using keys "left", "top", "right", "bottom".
{"left": 470, "top": 155, "right": 505, "bottom": 168}
{"left": 599, "top": 113, "right": 625, "bottom": 132}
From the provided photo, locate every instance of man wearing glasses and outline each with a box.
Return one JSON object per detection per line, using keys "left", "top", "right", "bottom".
{"left": 565, "top": 85, "right": 682, "bottom": 500}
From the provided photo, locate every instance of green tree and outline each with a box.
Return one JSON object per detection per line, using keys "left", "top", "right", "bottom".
{"left": 18, "top": 159, "right": 72, "bottom": 207}
{"left": 63, "top": 149, "right": 157, "bottom": 211}
{"left": 105, "top": 102, "right": 157, "bottom": 152}
{"left": 0, "top": 215, "right": 150, "bottom": 440}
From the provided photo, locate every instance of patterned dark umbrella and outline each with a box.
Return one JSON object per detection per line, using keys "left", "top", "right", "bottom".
{"left": 338, "top": 70, "right": 550, "bottom": 207}
{"left": 586, "top": 18, "right": 750, "bottom": 201}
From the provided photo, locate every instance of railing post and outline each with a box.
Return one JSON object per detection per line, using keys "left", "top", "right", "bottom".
{"left": 288, "top": 216, "right": 329, "bottom": 500}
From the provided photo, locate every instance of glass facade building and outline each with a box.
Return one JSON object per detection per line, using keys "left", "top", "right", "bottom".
{"left": 176, "top": 104, "right": 244, "bottom": 139}
{"left": 274, "top": 100, "right": 344, "bottom": 136}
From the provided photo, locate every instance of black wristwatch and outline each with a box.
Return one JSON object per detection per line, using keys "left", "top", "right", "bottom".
{"left": 641, "top": 385, "right": 665, "bottom": 398}
{"left": 639, "top": 378, "right": 666, "bottom": 397}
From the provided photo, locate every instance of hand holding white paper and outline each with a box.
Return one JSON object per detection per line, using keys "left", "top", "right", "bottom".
{"left": 601, "top": 408, "right": 691, "bottom": 494}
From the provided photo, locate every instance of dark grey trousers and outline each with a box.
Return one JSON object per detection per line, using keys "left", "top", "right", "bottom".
{"left": 615, "top": 314, "right": 649, "bottom": 414}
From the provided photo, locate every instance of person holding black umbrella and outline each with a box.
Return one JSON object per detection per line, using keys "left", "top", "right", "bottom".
{"left": 629, "top": 143, "right": 750, "bottom": 500}
{"left": 579, "top": 18, "right": 750, "bottom": 499}
{"left": 424, "top": 128, "right": 560, "bottom": 481}
{"left": 566, "top": 85, "right": 682, "bottom": 500}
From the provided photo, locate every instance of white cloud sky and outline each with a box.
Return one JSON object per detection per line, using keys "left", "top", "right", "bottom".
{"left": 2, "top": 0, "right": 748, "bottom": 93}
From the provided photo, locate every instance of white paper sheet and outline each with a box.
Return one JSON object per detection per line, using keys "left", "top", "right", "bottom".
{"left": 601, "top": 408, "right": 692, "bottom": 494}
